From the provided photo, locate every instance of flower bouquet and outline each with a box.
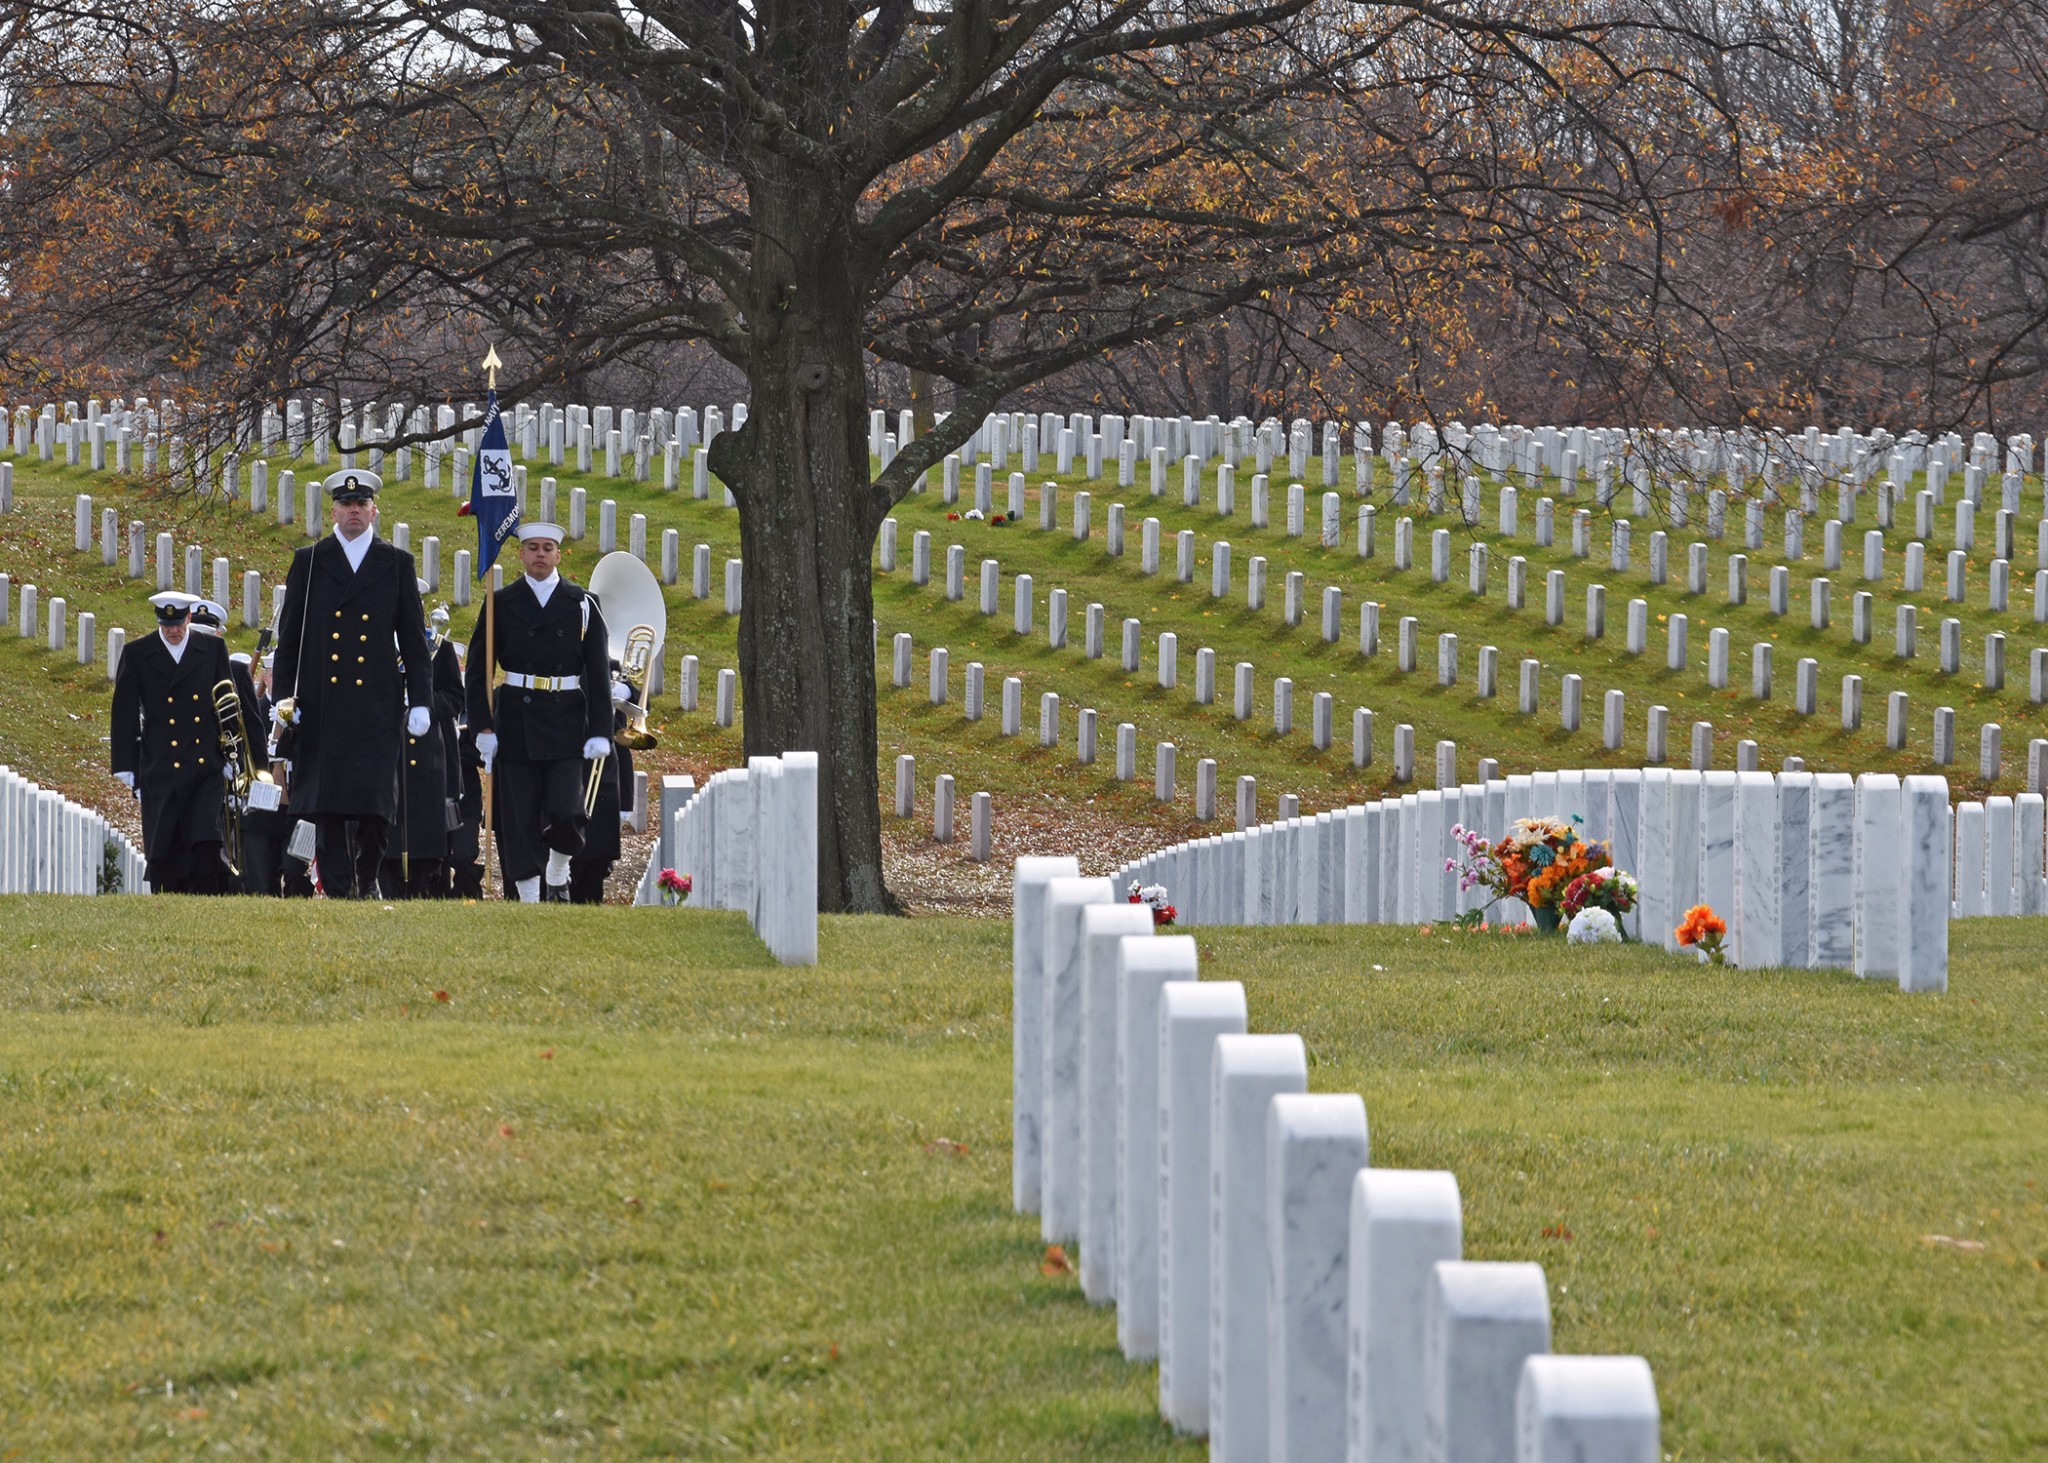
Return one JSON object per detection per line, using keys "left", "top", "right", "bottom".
{"left": 1128, "top": 880, "right": 1177, "bottom": 927}
{"left": 1449, "top": 815, "right": 1610, "bottom": 933}
{"left": 1560, "top": 866, "right": 1639, "bottom": 940}
{"left": 657, "top": 868, "right": 693, "bottom": 906}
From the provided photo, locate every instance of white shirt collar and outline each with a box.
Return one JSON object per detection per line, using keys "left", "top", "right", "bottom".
{"left": 333, "top": 523, "right": 376, "bottom": 571}
{"left": 163, "top": 632, "right": 187, "bottom": 663}
{"left": 526, "top": 570, "right": 560, "bottom": 607}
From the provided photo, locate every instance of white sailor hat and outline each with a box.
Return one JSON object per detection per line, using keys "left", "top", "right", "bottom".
{"left": 324, "top": 467, "right": 382, "bottom": 500}
{"left": 148, "top": 590, "right": 202, "bottom": 623}
{"left": 230, "top": 651, "right": 253, "bottom": 668}
{"left": 518, "top": 522, "right": 566, "bottom": 545}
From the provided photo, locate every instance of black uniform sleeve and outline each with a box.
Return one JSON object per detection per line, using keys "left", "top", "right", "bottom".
{"left": 231, "top": 661, "right": 263, "bottom": 748}
{"left": 272, "top": 546, "right": 312, "bottom": 700}
{"left": 432, "top": 639, "right": 465, "bottom": 723}
{"left": 464, "top": 597, "right": 495, "bottom": 733}
{"left": 110, "top": 636, "right": 143, "bottom": 775}
{"left": 202, "top": 637, "right": 235, "bottom": 760}
{"left": 393, "top": 551, "right": 433, "bottom": 711}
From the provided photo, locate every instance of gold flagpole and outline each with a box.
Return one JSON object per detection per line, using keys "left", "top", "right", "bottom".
{"left": 479, "top": 345, "right": 503, "bottom": 898}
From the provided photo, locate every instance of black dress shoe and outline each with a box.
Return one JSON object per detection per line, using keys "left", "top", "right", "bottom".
{"left": 543, "top": 882, "right": 571, "bottom": 903}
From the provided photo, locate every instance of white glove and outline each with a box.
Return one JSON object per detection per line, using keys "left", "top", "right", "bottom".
{"left": 407, "top": 706, "right": 431, "bottom": 738}
{"left": 476, "top": 731, "right": 498, "bottom": 759}
{"left": 115, "top": 770, "right": 135, "bottom": 791}
{"left": 611, "top": 680, "right": 632, "bottom": 704}
{"left": 582, "top": 736, "right": 612, "bottom": 761}
{"left": 272, "top": 701, "right": 299, "bottom": 728}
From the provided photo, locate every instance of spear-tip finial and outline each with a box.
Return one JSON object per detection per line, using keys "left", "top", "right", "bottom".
{"left": 481, "top": 345, "right": 503, "bottom": 390}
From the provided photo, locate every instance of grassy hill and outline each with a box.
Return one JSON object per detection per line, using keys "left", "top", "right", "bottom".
{"left": 0, "top": 430, "right": 2036, "bottom": 873}
{"left": 0, "top": 897, "right": 2042, "bottom": 1458}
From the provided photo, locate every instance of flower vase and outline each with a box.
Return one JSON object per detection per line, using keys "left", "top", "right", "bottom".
{"left": 1532, "top": 906, "right": 1562, "bottom": 934}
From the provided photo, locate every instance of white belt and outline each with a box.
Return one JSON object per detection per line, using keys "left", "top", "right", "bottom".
{"left": 504, "top": 672, "right": 582, "bottom": 691}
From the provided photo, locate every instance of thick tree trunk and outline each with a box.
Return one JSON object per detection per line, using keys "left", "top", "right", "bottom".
{"left": 706, "top": 163, "right": 895, "bottom": 915}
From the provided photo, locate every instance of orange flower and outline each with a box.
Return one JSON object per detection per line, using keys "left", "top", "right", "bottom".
{"left": 1675, "top": 904, "right": 1727, "bottom": 946}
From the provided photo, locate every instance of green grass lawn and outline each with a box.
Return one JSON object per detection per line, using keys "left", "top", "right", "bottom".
{"left": 0, "top": 896, "right": 2042, "bottom": 1458}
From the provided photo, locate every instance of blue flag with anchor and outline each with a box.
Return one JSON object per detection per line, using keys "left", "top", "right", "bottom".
{"left": 462, "top": 388, "right": 519, "bottom": 579}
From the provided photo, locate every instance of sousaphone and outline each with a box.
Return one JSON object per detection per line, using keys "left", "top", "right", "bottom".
{"left": 586, "top": 550, "right": 666, "bottom": 752}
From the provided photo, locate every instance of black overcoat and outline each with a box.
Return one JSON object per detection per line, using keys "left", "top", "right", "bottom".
{"left": 272, "top": 533, "right": 433, "bottom": 820}
{"left": 390, "top": 637, "right": 467, "bottom": 859}
{"left": 109, "top": 630, "right": 232, "bottom": 855}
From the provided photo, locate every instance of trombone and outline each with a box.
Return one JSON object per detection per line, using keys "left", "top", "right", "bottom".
{"left": 212, "top": 678, "right": 275, "bottom": 876}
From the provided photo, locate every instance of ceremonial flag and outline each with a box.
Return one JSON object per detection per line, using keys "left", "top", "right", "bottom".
{"left": 461, "top": 389, "right": 519, "bottom": 578}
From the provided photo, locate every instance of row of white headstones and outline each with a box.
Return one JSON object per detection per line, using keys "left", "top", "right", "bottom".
{"left": 2, "top": 389, "right": 2030, "bottom": 501}
{"left": 0, "top": 765, "right": 144, "bottom": 896}
{"left": 872, "top": 403, "right": 2035, "bottom": 498}
{"left": 1013, "top": 858, "right": 1661, "bottom": 1463}
{"left": 1107, "top": 768, "right": 1957, "bottom": 989}
{"left": 16, "top": 405, "right": 2046, "bottom": 769}
{"left": 14, "top": 466, "right": 2043, "bottom": 812}
{"left": 873, "top": 473, "right": 2048, "bottom": 779}
{"left": 632, "top": 759, "right": 820, "bottom": 966}
{"left": 0, "top": 395, "right": 745, "bottom": 489}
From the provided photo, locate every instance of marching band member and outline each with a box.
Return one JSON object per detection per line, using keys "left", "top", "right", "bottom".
{"left": 568, "top": 658, "right": 637, "bottom": 903}
{"left": 271, "top": 467, "right": 433, "bottom": 898}
{"left": 109, "top": 590, "right": 233, "bottom": 893}
{"left": 464, "top": 522, "right": 611, "bottom": 903}
{"left": 381, "top": 591, "right": 467, "bottom": 898}
{"left": 228, "top": 649, "right": 290, "bottom": 896}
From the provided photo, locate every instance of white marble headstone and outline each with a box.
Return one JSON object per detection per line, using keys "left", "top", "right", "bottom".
{"left": 1731, "top": 771, "right": 1779, "bottom": 968}
{"left": 1080, "top": 903, "right": 1156, "bottom": 1302}
{"left": 1267, "top": 1092, "right": 1370, "bottom": 1462}
{"left": 1117, "top": 932, "right": 1197, "bottom": 1359}
{"left": 1041, "top": 876, "right": 1115, "bottom": 1241}
{"left": 1852, "top": 774, "right": 1902, "bottom": 982}
{"left": 1211, "top": 1034, "right": 1309, "bottom": 1463}
{"left": 1514, "top": 1355, "right": 1659, "bottom": 1463}
{"left": 1426, "top": 1261, "right": 1552, "bottom": 1463}
{"left": 1349, "top": 1169, "right": 1462, "bottom": 1463}
{"left": 1899, "top": 776, "right": 1951, "bottom": 994}
{"left": 1159, "top": 980, "right": 1248, "bottom": 1435}
{"left": 1012, "top": 856, "right": 1078, "bottom": 1213}
{"left": 1808, "top": 774, "right": 1856, "bottom": 966}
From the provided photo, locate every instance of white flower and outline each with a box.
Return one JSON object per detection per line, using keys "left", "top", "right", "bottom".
{"left": 1566, "top": 908, "right": 1622, "bottom": 944}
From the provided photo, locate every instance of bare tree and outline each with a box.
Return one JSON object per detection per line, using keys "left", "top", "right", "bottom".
{"left": 0, "top": 0, "right": 1766, "bottom": 909}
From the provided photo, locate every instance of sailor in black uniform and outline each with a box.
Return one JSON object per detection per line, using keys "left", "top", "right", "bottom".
{"left": 270, "top": 468, "right": 434, "bottom": 898}
{"left": 464, "top": 522, "right": 612, "bottom": 903}
{"left": 109, "top": 590, "right": 234, "bottom": 894}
